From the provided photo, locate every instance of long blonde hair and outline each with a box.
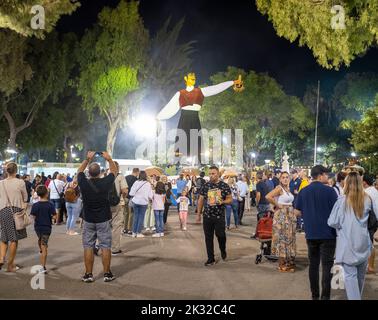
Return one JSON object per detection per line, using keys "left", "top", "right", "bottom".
{"left": 344, "top": 172, "right": 365, "bottom": 219}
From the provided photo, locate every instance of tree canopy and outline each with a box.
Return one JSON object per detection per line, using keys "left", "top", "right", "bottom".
{"left": 256, "top": 0, "right": 378, "bottom": 69}
{"left": 0, "top": 0, "right": 79, "bottom": 38}
{"left": 77, "top": 0, "right": 149, "bottom": 155}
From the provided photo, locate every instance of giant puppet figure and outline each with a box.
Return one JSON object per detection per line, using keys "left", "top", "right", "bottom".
{"left": 157, "top": 73, "right": 243, "bottom": 164}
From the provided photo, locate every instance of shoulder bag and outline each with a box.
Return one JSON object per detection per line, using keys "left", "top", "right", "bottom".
{"left": 2, "top": 181, "right": 32, "bottom": 231}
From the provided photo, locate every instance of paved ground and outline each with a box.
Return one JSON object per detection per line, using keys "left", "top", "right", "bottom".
{"left": 1, "top": 207, "right": 377, "bottom": 300}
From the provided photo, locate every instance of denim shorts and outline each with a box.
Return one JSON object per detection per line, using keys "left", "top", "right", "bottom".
{"left": 82, "top": 220, "right": 112, "bottom": 250}
{"left": 50, "top": 199, "right": 62, "bottom": 210}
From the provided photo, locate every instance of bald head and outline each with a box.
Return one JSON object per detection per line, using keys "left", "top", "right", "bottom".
{"left": 89, "top": 163, "right": 101, "bottom": 178}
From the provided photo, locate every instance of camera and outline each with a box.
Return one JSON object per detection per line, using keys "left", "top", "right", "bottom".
{"left": 94, "top": 152, "right": 103, "bottom": 157}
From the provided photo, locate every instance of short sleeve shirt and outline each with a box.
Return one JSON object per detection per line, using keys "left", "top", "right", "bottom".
{"left": 77, "top": 172, "right": 115, "bottom": 223}
{"left": 30, "top": 201, "right": 55, "bottom": 234}
{"left": 199, "top": 180, "right": 231, "bottom": 217}
{"left": 114, "top": 174, "right": 128, "bottom": 205}
{"left": 295, "top": 181, "right": 338, "bottom": 240}
{"left": 256, "top": 181, "right": 269, "bottom": 205}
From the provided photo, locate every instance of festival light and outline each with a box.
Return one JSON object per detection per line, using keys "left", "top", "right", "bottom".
{"left": 132, "top": 114, "right": 157, "bottom": 138}
{"left": 351, "top": 152, "right": 357, "bottom": 157}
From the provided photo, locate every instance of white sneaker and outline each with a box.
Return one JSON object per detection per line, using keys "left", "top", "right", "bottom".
{"left": 145, "top": 228, "right": 150, "bottom": 232}
{"left": 132, "top": 233, "right": 137, "bottom": 238}
{"left": 160, "top": 233, "right": 165, "bottom": 237}
{"left": 152, "top": 233, "right": 161, "bottom": 238}
{"left": 136, "top": 233, "right": 145, "bottom": 238}
{"left": 183, "top": 227, "right": 187, "bottom": 231}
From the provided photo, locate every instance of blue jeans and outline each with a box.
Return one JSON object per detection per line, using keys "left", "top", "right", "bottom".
{"left": 154, "top": 210, "right": 164, "bottom": 233}
{"left": 226, "top": 199, "right": 239, "bottom": 227}
{"left": 66, "top": 199, "right": 82, "bottom": 231}
{"left": 133, "top": 204, "right": 148, "bottom": 234}
{"left": 343, "top": 260, "right": 368, "bottom": 300}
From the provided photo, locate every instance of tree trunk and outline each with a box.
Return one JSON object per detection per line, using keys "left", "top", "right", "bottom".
{"left": 106, "top": 121, "right": 118, "bottom": 157}
{"left": 4, "top": 110, "right": 18, "bottom": 150}
{"left": 62, "top": 135, "right": 70, "bottom": 163}
{"left": 4, "top": 107, "right": 36, "bottom": 151}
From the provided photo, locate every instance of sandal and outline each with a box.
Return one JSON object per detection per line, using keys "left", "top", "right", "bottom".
{"left": 7, "top": 265, "right": 20, "bottom": 272}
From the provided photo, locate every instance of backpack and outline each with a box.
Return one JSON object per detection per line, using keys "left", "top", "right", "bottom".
{"left": 256, "top": 211, "right": 273, "bottom": 240}
{"left": 64, "top": 186, "right": 78, "bottom": 203}
{"left": 108, "top": 182, "right": 121, "bottom": 207}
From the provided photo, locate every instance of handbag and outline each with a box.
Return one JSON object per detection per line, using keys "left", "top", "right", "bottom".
{"left": 368, "top": 198, "right": 378, "bottom": 242}
{"left": 2, "top": 181, "right": 32, "bottom": 231}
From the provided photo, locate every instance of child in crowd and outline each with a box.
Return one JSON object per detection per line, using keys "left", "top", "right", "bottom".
{"left": 30, "top": 185, "right": 55, "bottom": 273}
{"left": 152, "top": 181, "right": 166, "bottom": 237}
{"left": 176, "top": 188, "right": 190, "bottom": 231}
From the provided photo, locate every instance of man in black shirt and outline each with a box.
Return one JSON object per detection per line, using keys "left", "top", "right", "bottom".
{"left": 272, "top": 170, "right": 281, "bottom": 188}
{"left": 196, "top": 166, "right": 232, "bottom": 266}
{"left": 124, "top": 168, "right": 139, "bottom": 235}
{"left": 251, "top": 171, "right": 271, "bottom": 239}
{"left": 77, "top": 151, "right": 117, "bottom": 283}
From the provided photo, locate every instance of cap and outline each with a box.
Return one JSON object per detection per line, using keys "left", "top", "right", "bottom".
{"left": 311, "top": 165, "right": 331, "bottom": 179}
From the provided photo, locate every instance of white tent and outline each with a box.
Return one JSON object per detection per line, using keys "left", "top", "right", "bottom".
{"left": 112, "top": 159, "right": 153, "bottom": 175}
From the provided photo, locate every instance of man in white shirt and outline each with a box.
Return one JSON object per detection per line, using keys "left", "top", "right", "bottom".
{"left": 236, "top": 176, "right": 249, "bottom": 225}
{"left": 363, "top": 174, "right": 378, "bottom": 274}
{"left": 48, "top": 174, "right": 66, "bottom": 224}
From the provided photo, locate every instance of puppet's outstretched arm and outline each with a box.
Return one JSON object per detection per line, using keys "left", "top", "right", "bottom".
{"left": 201, "top": 81, "right": 234, "bottom": 97}
{"left": 157, "top": 92, "right": 180, "bottom": 121}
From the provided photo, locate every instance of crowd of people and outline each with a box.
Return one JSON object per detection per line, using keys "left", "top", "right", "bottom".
{"left": 0, "top": 154, "right": 377, "bottom": 300}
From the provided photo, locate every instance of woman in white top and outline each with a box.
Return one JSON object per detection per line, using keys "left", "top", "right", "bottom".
{"left": 0, "top": 163, "right": 28, "bottom": 272}
{"left": 266, "top": 171, "right": 296, "bottom": 272}
{"left": 328, "top": 172, "right": 374, "bottom": 300}
{"left": 129, "top": 171, "right": 153, "bottom": 238}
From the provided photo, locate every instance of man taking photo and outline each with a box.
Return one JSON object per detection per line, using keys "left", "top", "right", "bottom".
{"left": 77, "top": 151, "right": 117, "bottom": 283}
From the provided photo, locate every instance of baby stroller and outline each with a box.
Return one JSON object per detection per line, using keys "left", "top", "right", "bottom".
{"left": 255, "top": 210, "right": 278, "bottom": 264}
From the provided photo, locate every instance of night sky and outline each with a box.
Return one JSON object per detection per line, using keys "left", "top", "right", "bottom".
{"left": 57, "top": 0, "right": 378, "bottom": 97}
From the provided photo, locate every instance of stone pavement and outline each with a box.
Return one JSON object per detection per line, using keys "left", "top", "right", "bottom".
{"left": 0, "top": 207, "right": 377, "bottom": 300}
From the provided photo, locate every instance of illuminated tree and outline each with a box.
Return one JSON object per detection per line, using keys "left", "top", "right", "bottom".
{"left": 256, "top": 0, "right": 378, "bottom": 69}
{"left": 77, "top": 0, "right": 148, "bottom": 156}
